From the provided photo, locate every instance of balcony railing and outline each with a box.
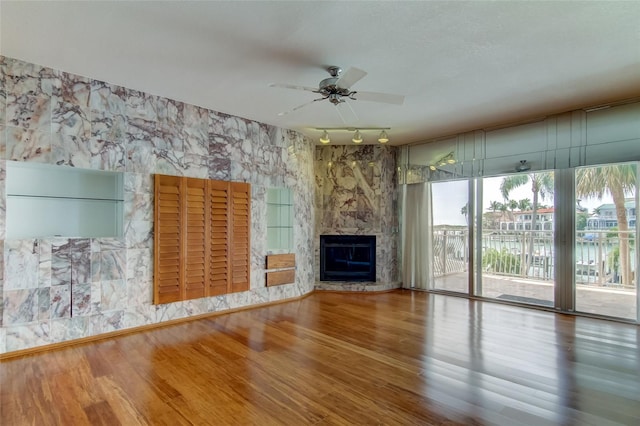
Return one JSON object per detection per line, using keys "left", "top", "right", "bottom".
{"left": 433, "top": 228, "right": 636, "bottom": 288}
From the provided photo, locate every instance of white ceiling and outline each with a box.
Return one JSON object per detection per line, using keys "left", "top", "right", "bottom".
{"left": 2, "top": 1, "right": 639, "bottom": 146}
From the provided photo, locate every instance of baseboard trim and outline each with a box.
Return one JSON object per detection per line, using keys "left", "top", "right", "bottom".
{"left": 0, "top": 292, "right": 311, "bottom": 361}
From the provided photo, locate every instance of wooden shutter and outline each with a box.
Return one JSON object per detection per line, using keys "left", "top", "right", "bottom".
{"left": 154, "top": 175, "right": 251, "bottom": 303}
{"left": 154, "top": 175, "right": 182, "bottom": 304}
{"left": 184, "top": 178, "right": 208, "bottom": 300}
{"left": 208, "top": 180, "right": 230, "bottom": 296}
{"left": 230, "top": 182, "right": 250, "bottom": 293}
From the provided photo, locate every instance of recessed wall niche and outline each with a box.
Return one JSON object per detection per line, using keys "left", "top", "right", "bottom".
{"left": 266, "top": 187, "right": 294, "bottom": 251}
{"left": 5, "top": 161, "right": 124, "bottom": 239}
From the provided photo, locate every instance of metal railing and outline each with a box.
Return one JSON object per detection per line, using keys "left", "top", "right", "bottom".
{"left": 433, "top": 228, "right": 636, "bottom": 287}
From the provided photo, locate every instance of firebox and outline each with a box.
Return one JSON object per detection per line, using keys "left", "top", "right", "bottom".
{"left": 320, "top": 235, "right": 376, "bottom": 282}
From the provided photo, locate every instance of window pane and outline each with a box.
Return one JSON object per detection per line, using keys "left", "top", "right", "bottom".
{"left": 431, "top": 180, "right": 469, "bottom": 293}
{"left": 476, "top": 173, "right": 555, "bottom": 307}
{"left": 575, "top": 163, "right": 637, "bottom": 319}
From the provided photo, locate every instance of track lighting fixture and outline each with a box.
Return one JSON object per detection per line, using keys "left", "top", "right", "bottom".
{"left": 315, "top": 127, "right": 391, "bottom": 144}
{"left": 352, "top": 130, "right": 363, "bottom": 144}
{"left": 377, "top": 130, "right": 389, "bottom": 144}
{"left": 429, "top": 152, "right": 456, "bottom": 171}
{"left": 319, "top": 130, "right": 331, "bottom": 144}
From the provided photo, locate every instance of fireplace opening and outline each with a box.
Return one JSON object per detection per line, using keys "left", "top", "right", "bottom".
{"left": 320, "top": 235, "right": 376, "bottom": 282}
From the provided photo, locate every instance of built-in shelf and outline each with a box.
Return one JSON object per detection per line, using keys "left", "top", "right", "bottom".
{"left": 266, "top": 187, "right": 293, "bottom": 251}
{"left": 6, "top": 161, "right": 124, "bottom": 239}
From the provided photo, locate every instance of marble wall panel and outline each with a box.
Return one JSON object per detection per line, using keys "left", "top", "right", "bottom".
{"left": 125, "top": 192, "right": 153, "bottom": 222}
{"left": 37, "top": 287, "right": 49, "bottom": 321}
{"left": 0, "top": 324, "right": 5, "bottom": 352}
{"left": 50, "top": 284, "right": 71, "bottom": 319}
{"left": 71, "top": 283, "right": 92, "bottom": 317}
{"left": 53, "top": 73, "right": 91, "bottom": 174}
{"left": 124, "top": 220, "right": 153, "bottom": 250}
{"left": 0, "top": 163, "right": 6, "bottom": 242}
{"left": 71, "top": 239, "right": 91, "bottom": 285}
{"left": 1, "top": 57, "right": 316, "bottom": 354}
{"left": 156, "top": 97, "right": 184, "bottom": 151}
{"left": 182, "top": 153, "right": 210, "bottom": 179}
{"left": 5, "top": 322, "right": 50, "bottom": 352}
{"left": 4, "top": 57, "right": 59, "bottom": 98}
{"left": 314, "top": 145, "right": 400, "bottom": 287}
{"left": 126, "top": 277, "right": 152, "bottom": 307}
{"left": 6, "top": 94, "right": 51, "bottom": 131}
{"left": 124, "top": 172, "right": 153, "bottom": 195}
{"left": 0, "top": 58, "right": 6, "bottom": 126}
{"left": 0, "top": 125, "right": 6, "bottom": 161}
{"left": 123, "top": 303, "right": 155, "bottom": 328}
{"left": 101, "top": 279, "right": 127, "bottom": 312}
{"left": 3, "top": 288, "right": 38, "bottom": 325}
{"left": 37, "top": 240, "right": 52, "bottom": 288}
{"left": 6, "top": 126, "right": 51, "bottom": 163}
{"left": 4, "top": 240, "right": 39, "bottom": 290}
{"left": 101, "top": 310, "right": 124, "bottom": 332}
{"left": 51, "top": 239, "right": 72, "bottom": 286}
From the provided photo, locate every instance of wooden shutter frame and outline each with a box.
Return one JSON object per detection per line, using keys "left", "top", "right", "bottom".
{"left": 154, "top": 175, "right": 183, "bottom": 304}
{"left": 154, "top": 175, "right": 251, "bottom": 304}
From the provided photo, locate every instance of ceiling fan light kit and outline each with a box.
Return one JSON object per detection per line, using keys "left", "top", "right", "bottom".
{"left": 272, "top": 65, "right": 404, "bottom": 119}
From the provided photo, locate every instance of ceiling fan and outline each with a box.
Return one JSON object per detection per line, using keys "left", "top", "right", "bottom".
{"left": 270, "top": 66, "right": 404, "bottom": 118}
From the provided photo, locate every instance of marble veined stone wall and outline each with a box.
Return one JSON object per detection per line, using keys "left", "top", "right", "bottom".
{"left": 0, "top": 56, "right": 316, "bottom": 354}
{"left": 314, "top": 145, "right": 400, "bottom": 290}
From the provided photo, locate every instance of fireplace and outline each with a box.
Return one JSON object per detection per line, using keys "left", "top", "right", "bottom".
{"left": 320, "top": 235, "right": 376, "bottom": 282}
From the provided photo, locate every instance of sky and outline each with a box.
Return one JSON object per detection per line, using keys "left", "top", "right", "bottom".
{"left": 431, "top": 176, "right": 616, "bottom": 227}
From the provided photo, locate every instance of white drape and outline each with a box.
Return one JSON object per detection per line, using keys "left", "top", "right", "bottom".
{"left": 401, "top": 182, "right": 433, "bottom": 289}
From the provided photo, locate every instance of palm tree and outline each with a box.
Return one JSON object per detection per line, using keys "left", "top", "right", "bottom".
{"left": 517, "top": 198, "right": 532, "bottom": 212}
{"left": 576, "top": 164, "right": 636, "bottom": 285}
{"left": 488, "top": 200, "right": 503, "bottom": 228}
{"left": 489, "top": 200, "right": 502, "bottom": 213}
{"left": 460, "top": 203, "right": 469, "bottom": 225}
{"left": 500, "top": 172, "right": 554, "bottom": 275}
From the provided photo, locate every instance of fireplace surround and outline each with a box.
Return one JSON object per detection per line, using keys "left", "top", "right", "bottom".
{"left": 320, "top": 235, "right": 376, "bottom": 282}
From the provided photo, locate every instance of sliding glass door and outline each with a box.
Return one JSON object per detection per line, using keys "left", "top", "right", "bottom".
{"left": 431, "top": 180, "right": 469, "bottom": 293}
{"left": 475, "top": 173, "right": 555, "bottom": 307}
{"left": 421, "top": 163, "right": 639, "bottom": 322}
{"left": 575, "top": 163, "right": 637, "bottom": 319}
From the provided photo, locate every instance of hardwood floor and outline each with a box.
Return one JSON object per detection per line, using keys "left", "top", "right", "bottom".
{"left": 1, "top": 290, "right": 639, "bottom": 425}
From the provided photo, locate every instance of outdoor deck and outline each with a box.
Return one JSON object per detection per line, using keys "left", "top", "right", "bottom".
{"left": 435, "top": 272, "right": 637, "bottom": 320}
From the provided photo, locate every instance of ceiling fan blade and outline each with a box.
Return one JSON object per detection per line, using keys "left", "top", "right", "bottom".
{"left": 353, "top": 91, "right": 404, "bottom": 105}
{"left": 269, "top": 83, "right": 319, "bottom": 93}
{"left": 276, "top": 97, "right": 324, "bottom": 116}
{"left": 337, "top": 100, "right": 359, "bottom": 123}
{"left": 335, "top": 67, "right": 367, "bottom": 89}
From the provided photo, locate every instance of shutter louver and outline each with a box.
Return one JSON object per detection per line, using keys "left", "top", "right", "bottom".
{"left": 154, "top": 175, "right": 182, "bottom": 304}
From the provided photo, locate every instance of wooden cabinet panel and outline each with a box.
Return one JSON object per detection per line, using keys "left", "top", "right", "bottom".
{"left": 265, "top": 254, "right": 296, "bottom": 287}
{"left": 266, "top": 269, "right": 295, "bottom": 286}
{"left": 154, "top": 175, "right": 251, "bottom": 304}
{"left": 266, "top": 254, "right": 295, "bottom": 269}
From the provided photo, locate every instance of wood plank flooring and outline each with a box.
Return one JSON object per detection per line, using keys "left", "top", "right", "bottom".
{"left": 1, "top": 290, "right": 639, "bottom": 425}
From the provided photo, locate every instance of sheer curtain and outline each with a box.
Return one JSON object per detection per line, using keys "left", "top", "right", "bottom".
{"left": 401, "top": 182, "right": 433, "bottom": 289}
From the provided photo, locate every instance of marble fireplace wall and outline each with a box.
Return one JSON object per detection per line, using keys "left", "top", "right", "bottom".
{"left": 314, "top": 145, "right": 400, "bottom": 290}
{"left": 0, "top": 56, "right": 316, "bottom": 354}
